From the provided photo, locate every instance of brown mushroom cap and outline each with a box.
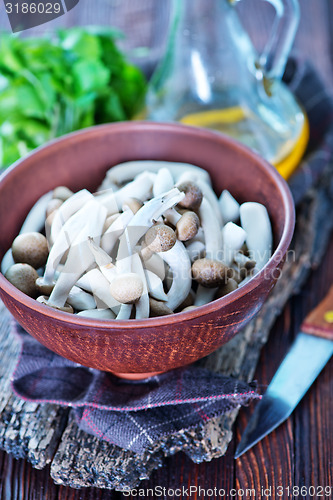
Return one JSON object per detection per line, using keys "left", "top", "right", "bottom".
{"left": 192, "top": 258, "right": 231, "bottom": 288}
{"left": 216, "top": 278, "right": 238, "bottom": 298}
{"left": 35, "top": 277, "right": 55, "bottom": 296}
{"left": 12, "top": 232, "right": 49, "bottom": 269}
{"left": 52, "top": 186, "right": 74, "bottom": 202}
{"left": 176, "top": 211, "right": 200, "bottom": 241}
{"left": 145, "top": 224, "right": 176, "bottom": 253}
{"left": 5, "top": 263, "right": 39, "bottom": 297}
{"left": 122, "top": 197, "right": 143, "bottom": 214}
{"left": 46, "top": 198, "right": 63, "bottom": 219}
{"left": 109, "top": 273, "right": 143, "bottom": 304}
{"left": 149, "top": 297, "right": 173, "bottom": 317}
{"left": 177, "top": 181, "right": 203, "bottom": 211}
{"left": 36, "top": 295, "right": 74, "bottom": 314}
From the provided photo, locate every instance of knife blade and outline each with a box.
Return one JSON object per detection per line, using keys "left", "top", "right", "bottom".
{"left": 235, "top": 285, "right": 333, "bottom": 459}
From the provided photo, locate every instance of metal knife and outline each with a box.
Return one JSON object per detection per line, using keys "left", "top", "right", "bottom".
{"left": 235, "top": 285, "right": 333, "bottom": 459}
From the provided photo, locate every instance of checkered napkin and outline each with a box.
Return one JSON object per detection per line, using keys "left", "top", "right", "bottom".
{"left": 9, "top": 59, "right": 333, "bottom": 455}
{"left": 10, "top": 323, "right": 259, "bottom": 454}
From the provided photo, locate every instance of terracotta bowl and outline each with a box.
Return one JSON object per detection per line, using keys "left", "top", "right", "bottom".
{"left": 0, "top": 122, "right": 295, "bottom": 378}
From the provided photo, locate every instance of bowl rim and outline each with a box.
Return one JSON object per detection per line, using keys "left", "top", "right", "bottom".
{"left": 0, "top": 121, "right": 295, "bottom": 328}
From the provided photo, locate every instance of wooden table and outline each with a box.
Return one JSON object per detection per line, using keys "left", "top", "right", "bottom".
{"left": 0, "top": 1, "right": 332, "bottom": 498}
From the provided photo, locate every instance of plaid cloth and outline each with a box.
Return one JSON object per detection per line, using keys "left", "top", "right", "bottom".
{"left": 9, "top": 59, "right": 333, "bottom": 454}
{"left": 10, "top": 323, "right": 259, "bottom": 454}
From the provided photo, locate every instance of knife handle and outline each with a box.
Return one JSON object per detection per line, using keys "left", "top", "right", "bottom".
{"left": 301, "top": 285, "right": 333, "bottom": 340}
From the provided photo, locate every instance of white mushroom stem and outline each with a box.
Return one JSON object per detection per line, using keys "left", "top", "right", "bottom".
{"left": 67, "top": 286, "right": 96, "bottom": 311}
{"left": 76, "top": 268, "right": 120, "bottom": 312}
{"left": 1, "top": 249, "right": 15, "bottom": 275}
{"left": 194, "top": 197, "right": 225, "bottom": 306}
{"left": 43, "top": 198, "right": 106, "bottom": 285}
{"left": 47, "top": 203, "right": 107, "bottom": 307}
{"left": 194, "top": 287, "right": 216, "bottom": 307}
{"left": 153, "top": 168, "right": 174, "bottom": 197}
{"left": 142, "top": 252, "right": 166, "bottom": 281}
{"left": 96, "top": 172, "right": 155, "bottom": 215}
{"left": 77, "top": 308, "right": 116, "bottom": 320}
{"left": 87, "top": 237, "right": 118, "bottom": 284}
{"left": 20, "top": 191, "right": 53, "bottom": 234}
{"left": 103, "top": 161, "right": 211, "bottom": 186}
{"left": 222, "top": 222, "right": 247, "bottom": 266}
{"left": 240, "top": 202, "right": 273, "bottom": 270}
{"left": 100, "top": 209, "right": 134, "bottom": 255}
{"left": 199, "top": 198, "right": 223, "bottom": 261}
{"left": 116, "top": 304, "right": 132, "bottom": 320}
{"left": 157, "top": 240, "right": 192, "bottom": 310}
{"left": 144, "top": 269, "right": 168, "bottom": 302}
{"left": 50, "top": 189, "right": 93, "bottom": 243}
{"left": 219, "top": 190, "right": 240, "bottom": 223}
{"left": 131, "top": 253, "right": 149, "bottom": 319}
{"left": 164, "top": 208, "right": 181, "bottom": 226}
{"left": 185, "top": 240, "right": 206, "bottom": 262}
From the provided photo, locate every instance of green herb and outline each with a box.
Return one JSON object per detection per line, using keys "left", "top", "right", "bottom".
{"left": 0, "top": 27, "right": 147, "bottom": 169}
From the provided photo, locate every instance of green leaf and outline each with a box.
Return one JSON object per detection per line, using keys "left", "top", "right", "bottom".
{"left": 72, "top": 60, "right": 110, "bottom": 95}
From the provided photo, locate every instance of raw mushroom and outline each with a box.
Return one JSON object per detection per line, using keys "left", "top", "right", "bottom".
{"left": 100, "top": 209, "right": 134, "bottom": 255}
{"left": 109, "top": 273, "right": 144, "bottom": 304}
{"left": 77, "top": 308, "right": 116, "bottom": 320}
{"left": 12, "top": 232, "right": 49, "bottom": 269}
{"left": 36, "top": 295, "right": 74, "bottom": 314}
{"left": 221, "top": 222, "right": 247, "bottom": 266}
{"left": 96, "top": 172, "right": 155, "bottom": 215}
{"left": 43, "top": 198, "right": 106, "bottom": 286}
{"left": 153, "top": 168, "right": 174, "bottom": 197}
{"left": 50, "top": 189, "right": 93, "bottom": 243}
{"left": 157, "top": 239, "right": 192, "bottom": 311}
{"left": 66, "top": 286, "right": 96, "bottom": 311}
{"left": 5, "top": 263, "right": 39, "bottom": 297}
{"left": 219, "top": 190, "right": 240, "bottom": 223}
{"left": 52, "top": 186, "right": 74, "bottom": 202}
{"left": 149, "top": 298, "right": 173, "bottom": 317}
{"left": 177, "top": 181, "right": 203, "bottom": 211}
{"left": 176, "top": 211, "right": 200, "bottom": 241}
{"left": 116, "top": 188, "right": 185, "bottom": 264}
{"left": 102, "top": 160, "right": 211, "bottom": 187}
{"left": 240, "top": 202, "right": 273, "bottom": 270}
{"left": 192, "top": 258, "right": 231, "bottom": 288}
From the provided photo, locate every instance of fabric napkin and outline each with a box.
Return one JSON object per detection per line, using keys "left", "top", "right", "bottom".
{"left": 10, "top": 322, "right": 259, "bottom": 454}
{"left": 9, "top": 59, "right": 333, "bottom": 455}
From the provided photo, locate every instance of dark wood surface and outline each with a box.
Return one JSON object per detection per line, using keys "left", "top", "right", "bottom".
{"left": 0, "top": 0, "right": 333, "bottom": 498}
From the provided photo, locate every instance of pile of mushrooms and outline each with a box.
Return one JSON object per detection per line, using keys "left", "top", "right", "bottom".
{"left": 2, "top": 160, "right": 273, "bottom": 319}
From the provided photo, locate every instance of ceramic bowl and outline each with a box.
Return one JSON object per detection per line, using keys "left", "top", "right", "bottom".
{"left": 0, "top": 122, "right": 295, "bottom": 378}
